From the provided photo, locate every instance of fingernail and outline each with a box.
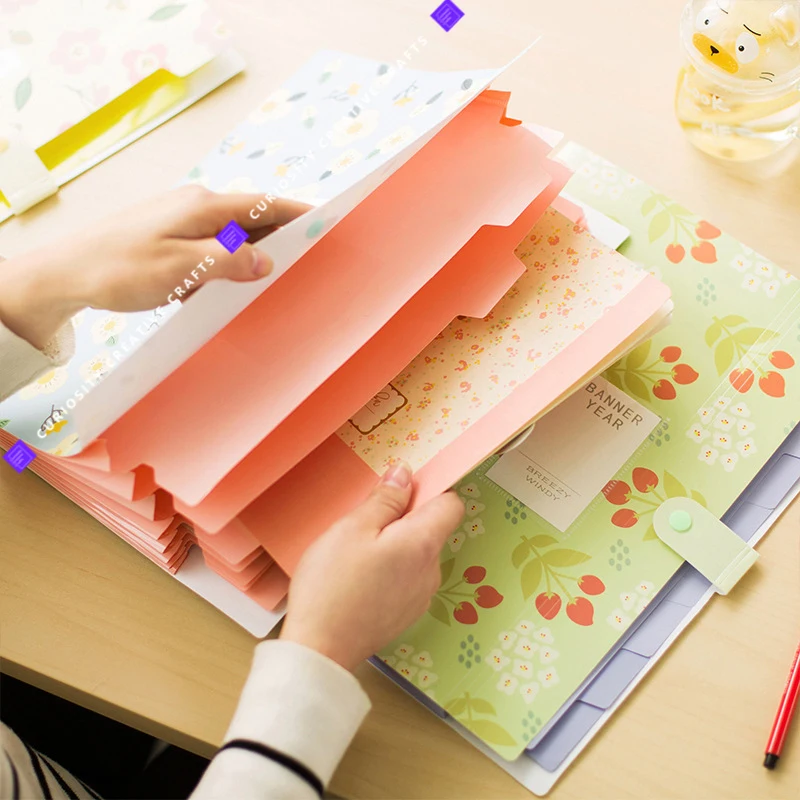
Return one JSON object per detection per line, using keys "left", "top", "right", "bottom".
{"left": 382, "top": 461, "right": 412, "bottom": 489}
{"left": 251, "top": 249, "right": 272, "bottom": 277}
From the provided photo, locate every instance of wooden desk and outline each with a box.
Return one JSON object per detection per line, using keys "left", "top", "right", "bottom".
{"left": 2, "top": 1, "right": 800, "bottom": 797}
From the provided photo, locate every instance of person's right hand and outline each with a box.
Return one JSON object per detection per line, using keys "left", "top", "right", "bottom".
{"left": 280, "top": 462, "right": 464, "bottom": 672}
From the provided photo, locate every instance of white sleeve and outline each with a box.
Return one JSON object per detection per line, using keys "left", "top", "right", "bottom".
{"left": 0, "top": 318, "right": 75, "bottom": 402}
{"left": 191, "top": 640, "right": 371, "bottom": 800}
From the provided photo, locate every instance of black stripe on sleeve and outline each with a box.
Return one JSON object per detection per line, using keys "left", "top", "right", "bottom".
{"left": 3, "top": 749, "right": 20, "bottom": 800}
{"left": 217, "top": 739, "right": 323, "bottom": 798}
{"left": 21, "top": 742, "right": 52, "bottom": 800}
{"left": 77, "top": 776, "right": 102, "bottom": 800}
{"left": 38, "top": 754, "right": 79, "bottom": 800}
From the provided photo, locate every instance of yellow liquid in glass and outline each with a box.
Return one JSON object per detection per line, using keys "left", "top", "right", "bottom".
{"left": 676, "top": 64, "right": 800, "bottom": 161}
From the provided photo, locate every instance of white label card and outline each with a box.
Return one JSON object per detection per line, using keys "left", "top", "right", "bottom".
{"left": 486, "top": 376, "right": 660, "bottom": 532}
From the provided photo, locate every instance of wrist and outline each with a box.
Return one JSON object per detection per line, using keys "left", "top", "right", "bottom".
{"left": 0, "top": 248, "right": 84, "bottom": 350}
{"left": 278, "top": 624, "right": 363, "bottom": 674}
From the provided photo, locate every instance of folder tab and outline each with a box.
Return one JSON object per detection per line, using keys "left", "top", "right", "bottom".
{"left": 0, "top": 130, "right": 58, "bottom": 214}
{"left": 653, "top": 498, "right": 758, "bottom": 595}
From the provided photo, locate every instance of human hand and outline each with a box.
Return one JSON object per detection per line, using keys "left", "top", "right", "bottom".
{"left": 0, "top": 186, "right": 310, "bottom": 350}
{"left": 279, "top": 463, "right": 465, "bottom": 672}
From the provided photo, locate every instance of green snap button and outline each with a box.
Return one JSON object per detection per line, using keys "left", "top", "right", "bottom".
{"left": 669, "top": 510, "right": 693, "bottom": 533}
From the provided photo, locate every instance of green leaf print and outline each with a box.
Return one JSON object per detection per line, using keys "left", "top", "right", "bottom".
{"left": 0, "top": 420, "right": 10, "bottom": 429}
{"left": 444, "top": 697, "right": 467, "bottom": 715}
{"left": 691, "top": 490, "right": 708, "bottom": 507}
{"left": 148, "top": 4, "right": 186, "bottom": 20}
{"left": 467, "top": 719, "right": 517, "bottom": 747}
{"left": 648, "top": 210, "right": 670, "bottom": 243}
{"left": 512, "top": 540, "right": 530, "bottom": 568}
{"left": 641, "top": 195, "right": 657, "bottom": 216}
{"left": 663, "top": 471, "right": 686, "bottom": 498}
{"left": 318, "top": 71, "right": 332, "bottom": 83}
{"left": 428, "top": 596, "right": 450, "bottom": 626}
{"left": 530, "top": 535, "right": 558, "bottom": 548}
{"left": 705, "top": 319, "right": 723, "bottom": 347}
{"left": 643, "top": 523, "right": 658, "bottom": 541}
{"left": 623, "top": 372, "right": 650, "bottom": 403}
{"left": 734, "top": 327, "right": 778, "bottom": 348}
{"left": 468, "top": 698, "right": 497, "bottom": 715}
{"left": 14, "top": 77, "right": 31, "bottom": 111}
{"left": 440, "top": 557, "right": 456, "bottom": 584}
{"left": 714, "top": 337, "right": 736, "bottom": 376}
{"left": 720, "top": 314, "right": 748, "bottom": 327}
{"left": 521, "top": 558, "right": 543, "bottom": 599}
{"left": 542, "top": 549, "right": 591, "bottom": 567}
{"left": 626, "top": 340, "right": 651, "bottom": 371}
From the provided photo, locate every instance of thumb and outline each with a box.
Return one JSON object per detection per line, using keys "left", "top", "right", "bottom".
{"left": 212, "top": 242, "right": 274, "bottom": 282}
{"left": 345, "top": 461, "right": 414, "bottom": 533}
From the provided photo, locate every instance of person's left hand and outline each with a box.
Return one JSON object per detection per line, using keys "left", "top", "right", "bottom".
{"left": 0, "top": 187, "right": 310, "bottom": 350}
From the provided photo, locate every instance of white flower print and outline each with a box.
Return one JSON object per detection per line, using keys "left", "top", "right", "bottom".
{"left": 46, "top": 433, "right": 79, "bottom": 457}
{"left": 381, "top": 655, "right": 397, "bottom": 668}
{"left": 779, "top": 268, "right": 795, "bottom": 285}
{"left": 91, "top": 314, "right": 126, "bottom": 343}
{"left": 636, "top": 581, "right": 655, "bottom": 596}
{"left": 221, "top": 175, "right": 261, "bottom": 194}
{"left": 754, "top": 262, "right": 773, "bottom": 279}
{"left": 721, "top": 452, "right": 739, "bottom": 472}
{"left": 248, "top": 88, "right": 295, "bottom": 123}
{"left": 520, "top": 682, "right": 540, "bottom": 704}
{"left": 464, "top": 500, "right": 486, "bottom": 517}
{"left": 512, "top": 659, "right": 535, "bottom": 679}
{"left": 394, "top": 644, "right": 414, "bottom": 659}
{"left": 537, "top": 668, "right": 560, "bottom": 688}
{"left": 463, "top": 518, "right": 485, "bottom": 538}
{"left": 412, "top": 651, "right": 433, "bottom": 667}
{"left": 714, "top": 412, "right": 734, "bottom": 431}
{"left": 698, "top": 407, "right": 714, "bottom": 424}
{"left": 600, "top": 167, "right": 618, "bottom": 182}
{"left": 417, "top": 670, "right": 438, "bottom": 689}
{"left": 515, "top": 620, "right": 536, "bottom": 636}
{"left": 763, "top": 280, "right": 781, "bottom": 298}
{"left": 327, "top": 148, "right": 363, "bottom": 175}
{"left": 713, "top": 397, "right": 730, "bottom": 410}
{"left": 577, "top": 162, "right": 597, "bottom": 178}
{"left": 620, "top": 591, "right": 637, "bottom": 611}
{"left": 79, "top": 354, "right": 115, "bottom": 383}
{"left": 713, "top": 432, "right": 733, "bottom": 450}
{"left": 607, "top": 185, "right": 624, "bottom": 200}
{"left": 686, "top": 424, "right": 709, "bottom": 443}
{"left": 698, "top": 446, "right": 719, "bottom": 465}
{"left": 459, "top": 483, "right": 481, "bottom": 498}
{"left": 607, "top": 610, "right": 630, "bottom": 630}
{"left": 447, "top": 531, "right": 465, "bottom": 552}
{"left": 498, "top": 631, "right": 518, "bottom": 650}
{"left": 730, "top": 254, "right": 752, "bottom": 272}
{"left": 486, "top": 649, "right": 510, "bottom": 671}
{"left": 496, "top": 673, "right": 518, "bottom": 695}
{"left": 532, "top": 627, "right": 554, "bottom": 645}
{"left": 538, "top": 646, "right": 559, "bottom": 664}
{"left": 396, "top": 661, "right": 418, "bottom": 681}
{"left": 737, "top": 438, "right": 757, "bottom": 457}
{"left": 20, "top": 368, "right": 69, "bottom": 398}
{"left": 513, "top": 638, "right": 537, "bottom": 658}
{"left": 373, "top": 125, "right": 415, "bottom": 155}
{"left": 283, "top": 183, "right": 322, "bottom": 204}
{"left": 737, "top": 419, "right": 756, "bottom": 436}
{"left": 635, "top": 597, "right": 650, "bottom": 614}
{"left": 330, "top": 109, "right": 381, "bottom": 146}
{"left": 731, "top": 401, "right": 751, "bottom": 417}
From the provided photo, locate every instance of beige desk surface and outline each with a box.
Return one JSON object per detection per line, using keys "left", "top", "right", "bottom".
{"left": 2, "top": 1, "right": 800, "bottom": 797}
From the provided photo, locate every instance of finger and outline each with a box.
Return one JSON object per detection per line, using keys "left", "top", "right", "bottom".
{"left": 180, "top": 238, "right": 275, "bottom": 285}
{"left": 382, "top": 491, "right": 465, "bottom": 565}
{"left": 343, "top": 461, "right": 414, "bottom": 533}
{"left": 177, "top": 187, "right": 312, "bottom": 238}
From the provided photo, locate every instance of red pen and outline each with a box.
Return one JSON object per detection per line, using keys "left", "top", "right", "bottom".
{"left": 764, "top": 640, "right": 800, "bottom": 769}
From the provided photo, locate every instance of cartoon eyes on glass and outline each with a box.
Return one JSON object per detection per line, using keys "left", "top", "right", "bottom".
{"left": 695, "top": 6, "right": 723, "bottom": 30}
{"left": 735, "top": 31, "right": 759, "bottom": 64}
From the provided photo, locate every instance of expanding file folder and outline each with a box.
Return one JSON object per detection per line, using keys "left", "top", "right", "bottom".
{"left": 0, "top": 0, "right": 243, "bottom": 219}
{"left": 4, "top": 50, "right": 798, "bottom": 794}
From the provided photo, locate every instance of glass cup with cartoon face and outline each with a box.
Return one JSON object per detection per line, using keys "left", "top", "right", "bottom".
{"left": 676, "top": 0, "right": 800, "bottom": 162}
